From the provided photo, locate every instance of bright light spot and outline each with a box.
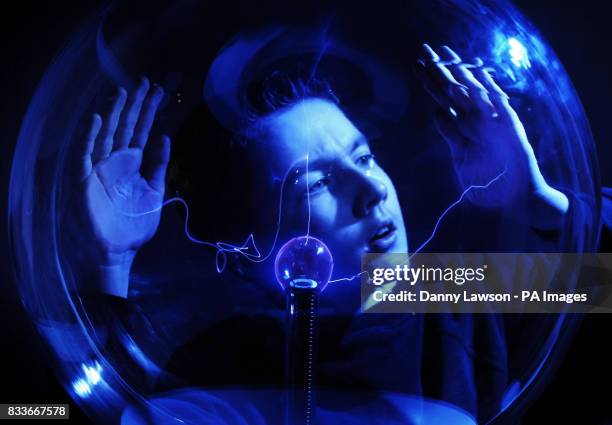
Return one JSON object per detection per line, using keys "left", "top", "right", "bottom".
{"left": 316, "top": 246, "right": 324, "bottom": 255}
{"left": 73, "top": 379, "right": 91, "bottom": 397}
{"left": 72, "top": 361, "right": 103, "bottom": 399}
{"left": 508, "top": 37, "right": 531, "bottom": 69}
{"left": 83, "top": 363, "right": 102, "bottom": 385}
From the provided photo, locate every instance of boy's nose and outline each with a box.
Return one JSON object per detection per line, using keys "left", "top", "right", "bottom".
{"left": 353, "top": 173, "right": 388, "bottom": 218}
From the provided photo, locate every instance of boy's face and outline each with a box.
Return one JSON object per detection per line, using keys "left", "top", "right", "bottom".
{"left": 251, "top": 98, "right": 408, "bottom": 277}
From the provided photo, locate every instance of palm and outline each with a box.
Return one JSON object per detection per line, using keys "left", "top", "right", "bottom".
{"left": 86, "top": 149, "right": 164, "bottom": 253}
{"left": 444, "top": 106, "right": 537, "bottom": 206}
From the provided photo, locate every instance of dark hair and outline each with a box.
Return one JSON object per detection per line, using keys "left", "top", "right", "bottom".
{"left": 167, "top": 71, "right": 339, "bottom": 242}
{"left": 244, "top": 70, "right": 338, "bottom": 120}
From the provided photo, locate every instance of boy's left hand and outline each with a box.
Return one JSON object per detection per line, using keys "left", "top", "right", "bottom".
{"left": 417, "top": 44, "right": 568, "bottom": 227}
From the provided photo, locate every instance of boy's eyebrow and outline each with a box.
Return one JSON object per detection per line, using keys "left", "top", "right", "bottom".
{"left": 350, "top": 136, "right": 369, "bottom": 153}
{"left": 290, "top": 135, "right": 369, "bottom": 179}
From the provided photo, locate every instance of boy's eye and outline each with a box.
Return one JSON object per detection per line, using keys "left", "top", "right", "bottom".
{"left": 308, "top": 175, "right": 330, "bottom": 194}
{"left": 356, "top": 153, "right": 376, "bottom": 168}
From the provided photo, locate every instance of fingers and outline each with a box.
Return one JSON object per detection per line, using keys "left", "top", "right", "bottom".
{"left": 417, "top": 43, "right": 470, "bottom": 113}
{"left": 421, "top": 43, "right": 466, "bottom": 88}
{"left": 79, "top": 114, "right": 102, "bottom": 180}
{"left": 454, "top": 64, "right": 496, "bottom": 116}
{"left": 474, "top": 67, "right": 513, "bottom": 118}
{"left": 418, "top": 44, "right": 503, "bottom": 118}
{"left": 90, "top": 80, "right": 165, "bottom": 170}
{"left": 422, "top": 43, "right": 440, "bottom": 63}
{"left": 114, "top": 77, "right": 150, "bottom": 150}
{"left": 440, "top": 46, "right": 495, "bottom": 116}
{"left": 142, "top": 134, "right": 171, "bottom": 192}
{"left": 438, "top": 45, "right": 461, "bottom": 64}
{"left": 93, "top": 88, "right": 127, "bottom": 162}
{"left": 131, "top": 84, "right": 164, "bottom": 150}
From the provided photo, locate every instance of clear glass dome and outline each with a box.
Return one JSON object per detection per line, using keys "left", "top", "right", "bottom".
{"left": 8, "top": 0, "right": 600, "bottom": 424}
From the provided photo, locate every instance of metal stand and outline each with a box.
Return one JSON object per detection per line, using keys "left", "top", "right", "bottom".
{"left": 285, "top": 282, "right": 318, "bottom": 425}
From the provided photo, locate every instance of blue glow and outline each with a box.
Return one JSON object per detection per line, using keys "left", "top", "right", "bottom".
{"left": 410, "top": 169, "right": 507, "bottom": 257}
{"left": 491, "top": 33, "right": 534, "bottom": 88}
{"left": 275, "top": 236, "right": 334, "bottom": 292}
{"left": 6, "top": 1, "right": 600, "bottom": 422}
{"left": 72, "top": 361, "right": 103, "bottom": 399}
{"left": 305, "top": 153, "right": 312, "bottom": 239}
{"left": 290, "top": 278, "right": 318, "bottom": 289}
{"left": 507, "top": 37, "right": 531, "bottom": 69}
{"left": 122, "top": 334, "right": 162, "bottom": 376}
{"left": 73, "top": 379, "right": 92, "bottom": 397}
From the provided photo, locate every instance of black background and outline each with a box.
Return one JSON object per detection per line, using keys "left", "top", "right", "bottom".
{"left": 0, "top": 1, "right": 610, "bottom": 424}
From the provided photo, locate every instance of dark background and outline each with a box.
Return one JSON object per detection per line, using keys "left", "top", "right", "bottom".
{"left": 0, "top": 1, "right": 610, "bottom": 424}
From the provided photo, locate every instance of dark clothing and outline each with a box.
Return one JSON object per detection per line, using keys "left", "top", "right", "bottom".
{"left": 77, "top": 190, "right": 610, "bottom": 424}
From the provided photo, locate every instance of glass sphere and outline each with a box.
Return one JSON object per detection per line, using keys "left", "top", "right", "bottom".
{"left": 274, "top": 236, "right": 334, "bottom": 292}
{"left": 7, "top": 0, "right": 601, "bottom": 423}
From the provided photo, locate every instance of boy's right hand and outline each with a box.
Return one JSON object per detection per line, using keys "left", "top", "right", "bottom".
{"left": 76, "top": 78, "right": 170, "bottom": 295}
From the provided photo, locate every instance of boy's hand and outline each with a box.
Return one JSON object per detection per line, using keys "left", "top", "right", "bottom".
{"left": 75, "top": 78, "right": 170, "bottom": 296}
{"left": 417, "top": 44, "right": 568, "bottom": 226}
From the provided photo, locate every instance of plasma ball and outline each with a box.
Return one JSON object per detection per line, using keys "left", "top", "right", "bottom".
{"left": 275, "top": 236, "right": 334, "bottom": 292}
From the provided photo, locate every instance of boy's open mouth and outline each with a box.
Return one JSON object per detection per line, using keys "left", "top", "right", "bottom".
{"left": 367, "top": 220, "right": 398, "bottom": 252}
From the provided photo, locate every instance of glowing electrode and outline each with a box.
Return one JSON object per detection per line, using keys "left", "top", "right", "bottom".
{"left": 274, "top": 236, "right": 333, "bottom": 425}
{"left": 274, "top": 236, "right": 334, "bottom": 293}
